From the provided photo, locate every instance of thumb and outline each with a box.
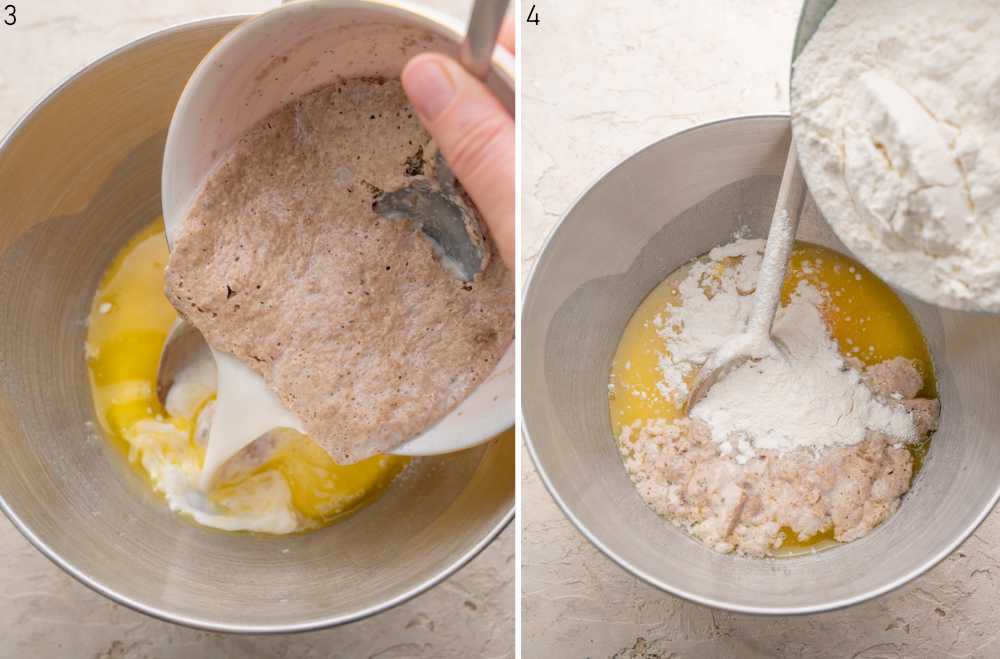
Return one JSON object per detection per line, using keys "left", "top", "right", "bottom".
{"left": 401, "top": 53, "right": 515, "bottom": 270}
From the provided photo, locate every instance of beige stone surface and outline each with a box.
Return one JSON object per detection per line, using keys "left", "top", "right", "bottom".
{"left": 0, "top": 2, "right": 512, "bottom": 657}
{"left": 521, "top": 1, "right": 1000, "bottom": 657}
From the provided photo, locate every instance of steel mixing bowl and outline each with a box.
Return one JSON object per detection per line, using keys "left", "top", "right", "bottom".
{"left": 0, "top": 8, "right": 513, "bottom": 633}
{"left": 521, "top": 115, "right": 1000, "bottom": 615}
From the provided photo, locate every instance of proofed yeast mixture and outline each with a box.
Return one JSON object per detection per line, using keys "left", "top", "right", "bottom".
{"left": 86, "top": 221, "right": 408, "bottom": 534}
{"left": 165, "top": 77, "right": 513, "bottom": 466}
{"left": 610, "top": 241, "right": 937, "bottom": 555}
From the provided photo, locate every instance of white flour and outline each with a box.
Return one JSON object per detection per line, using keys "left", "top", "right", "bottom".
{"left": 653, "top": 239, "right": 762, "bottom": 404}
{"left": 657, "top": 239, "right": 916, "bottom": 461}
{"left": 791, "top": 0, "right": 1000, "bottom": 311}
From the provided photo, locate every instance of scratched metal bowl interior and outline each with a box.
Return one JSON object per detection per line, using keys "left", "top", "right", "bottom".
{"left": 0, "top": 11, "right": 513, "bottom": 633}
{"left": 521, "top": 115, "right": 1000, "bottom": 615}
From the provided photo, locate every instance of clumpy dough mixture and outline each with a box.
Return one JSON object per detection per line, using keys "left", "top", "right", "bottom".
{"left": 165, "top": 78, "right": 513, "bottom": 464}
{"left": 616, "top": 239, "right": 939, "bottom": 556}
{"left": 792, "top": 0, "right": 1000, "bottom": 310}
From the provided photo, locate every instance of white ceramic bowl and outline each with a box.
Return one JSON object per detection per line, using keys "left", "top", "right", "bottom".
{"left": 162, "top": 0, "right": 515, "bottom": 457}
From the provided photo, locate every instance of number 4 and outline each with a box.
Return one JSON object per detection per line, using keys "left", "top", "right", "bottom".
{"left": 526, "top": 4, "right": 539, "bottom": 25}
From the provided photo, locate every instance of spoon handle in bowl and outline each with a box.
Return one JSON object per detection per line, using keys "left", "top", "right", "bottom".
{"left": 460, "top": 0, "right": 511, "bottom": 80}
{"left": 746, "top": 139, "right": 807, "bottom": 344}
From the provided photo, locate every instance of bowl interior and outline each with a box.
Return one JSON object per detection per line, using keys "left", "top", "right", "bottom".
{"left": 162, "top": 0, "right": 516, "bottom": 458}
{"left": 521, "top": 115, "right": 1000, "bottom": 614}
{"left": 0, "top": 15, "right": 512, "bottom": 632}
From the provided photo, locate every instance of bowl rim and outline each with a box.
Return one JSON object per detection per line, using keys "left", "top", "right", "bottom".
{"left": 0, "top": 9, "right": 514, "bottom": 635}
{"left": 519, "top": 113, "right": 1000, "bottom": 616}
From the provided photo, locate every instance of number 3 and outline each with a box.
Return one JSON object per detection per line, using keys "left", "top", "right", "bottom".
{"left": 3, "top": 4, "right": 14, "bottom": 26}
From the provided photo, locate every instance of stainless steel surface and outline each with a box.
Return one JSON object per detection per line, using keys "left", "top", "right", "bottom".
{"left": 521, "top": 115, "right": 1000, "bottom": 615}
{"left": 373, "top": 150, "right": 489, "bottom": 282}
{"left": 0, "top": 14, "right": 513, "bottom": 633}
{"left": 459, "top": 0, "right": 510, "bottom": 80}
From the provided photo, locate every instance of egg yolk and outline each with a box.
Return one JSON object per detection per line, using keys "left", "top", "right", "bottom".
{"left": 609, "top": 242, "right": 935, "bottom": 554}
{"left": 86, "top": 219, "right": 409, "bottom": 532}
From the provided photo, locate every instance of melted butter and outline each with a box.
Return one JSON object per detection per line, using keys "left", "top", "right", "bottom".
{"left": 609, "top": 241, "right": 935, "bottom": 554}
{"left": 86, "top": 220, "right": 408, "bottom": 532}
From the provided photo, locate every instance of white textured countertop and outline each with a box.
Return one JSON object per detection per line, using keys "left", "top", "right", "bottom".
{"left": 521, "top": 1, "right": 1000, "bottom": 657}
{"left": 0, "top": 2, "right": 511, "bottom": 657}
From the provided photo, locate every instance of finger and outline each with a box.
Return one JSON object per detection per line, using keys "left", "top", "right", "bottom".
{"left": 498, "top": 15, "right": 514, "bottom": 54}
{"left": 402, "top": 53, "right": 515, "bottom": 270}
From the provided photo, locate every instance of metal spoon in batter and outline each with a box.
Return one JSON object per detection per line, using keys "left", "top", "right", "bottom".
{"left": 373, "top": 0, "right": 510, "bottom": 282}
{"left": 684, "top": 139, "right": 807, "bottom": 414}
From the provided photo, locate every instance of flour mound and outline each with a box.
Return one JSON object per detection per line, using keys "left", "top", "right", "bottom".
{"left": 165, "top": 79, "right": 513, "bottom": 464}
{"left": 690, "top": 282, "right": 916, "bottom": 460}
{"left": 791, "top": 0, "right": 1000, "bottom": 310}
{"left": 656, "top": 240, "right": 914, "bottom": 459}
{"left": 653, "top": 239, "right": 762, "bottom": 405}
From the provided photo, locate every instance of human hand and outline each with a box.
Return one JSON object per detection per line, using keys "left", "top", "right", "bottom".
{"left": 401, "top": 18, "right": 515, "bottom": 271}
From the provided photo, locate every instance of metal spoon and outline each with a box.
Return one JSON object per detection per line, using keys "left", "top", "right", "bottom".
{"left": 684, "top": 138, "right": 807, "bottom": 413}
{"left": 373, "top": 0, "right": 510, "bottom": 282}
